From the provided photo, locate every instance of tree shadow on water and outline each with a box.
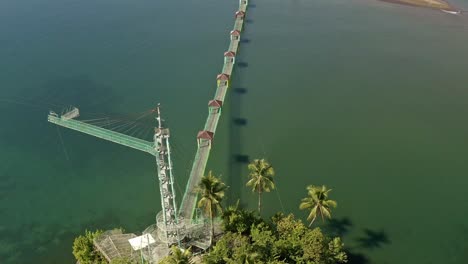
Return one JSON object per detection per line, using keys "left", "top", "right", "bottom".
{"left": 346, "top": 250, "right": 371, "bottom": 264}
{"left": 356, "top": 228, "right": 390, "bottom": 250}
{"left": 323, "top": 217, "right": 353, "bottom": 237}
{"left": 320, "top": 218, "right": 388, "bottom": 263}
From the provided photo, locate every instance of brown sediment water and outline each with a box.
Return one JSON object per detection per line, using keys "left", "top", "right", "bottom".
{"left": 379, "top": 0, "right": 457, "bottom": 11}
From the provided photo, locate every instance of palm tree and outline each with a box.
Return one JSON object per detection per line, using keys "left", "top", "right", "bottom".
{"left": 197, "top": 171, "right": 227, "bottom": 240}
{"left": 299, "top": 185, "right": 337, "bottom": 227}
{"left": 246, "top": 159, "right": 275, "bottom": 213}
{"left": 160, "top": 246, "right": 192, "bottom": 264}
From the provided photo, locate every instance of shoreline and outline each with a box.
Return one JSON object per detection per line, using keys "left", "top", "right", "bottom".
{"left": 379, "top": 0, "right": 458, "bottom": 12}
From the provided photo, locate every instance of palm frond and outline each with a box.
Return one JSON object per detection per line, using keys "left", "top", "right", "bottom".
{"left": 301, "top": 184, "right": 337, "bottom": 225}
{"left": 307, "top": 206, "right": 318, "bottom": 221}
{"left": 324, "top": 199, "right": 337, "bottom": 208}
{"left": 321, "top": 207, "right": 332, "bottom": 219}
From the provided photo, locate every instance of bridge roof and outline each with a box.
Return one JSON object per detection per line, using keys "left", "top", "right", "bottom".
{"left": 235, "top": 11, "right": 245, "bottom": 18}
{"left": 217, "top": 73, "right": 230, "bottom": 80}
{"left": 230, "top": 30, "right": 241, "bottom": 36}
{"left": 208, "top": 100, "right": 223, "bottom": 108}
{"left": 197, "top": 130, "right": 214, "bottom": 140}
{"left": 224, "top": 51, "right": 236, "bottom": 57}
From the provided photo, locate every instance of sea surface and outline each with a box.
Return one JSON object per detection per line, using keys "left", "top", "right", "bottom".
{"left": 1, "top": 0, "right": 468, "bottom": 263}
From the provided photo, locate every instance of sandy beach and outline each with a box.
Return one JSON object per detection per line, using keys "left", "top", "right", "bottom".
{"left": 379, "top": 0, "right": 457, "bottom": 11}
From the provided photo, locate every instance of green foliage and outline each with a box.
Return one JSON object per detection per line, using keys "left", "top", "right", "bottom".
{"left": 72, "top": 229, "right": 106, "bottom": 264}
{"left": 299, "top": 185, "right": 337, "bottom": 226}
{"left": 111, "top": 256, "right": 136, "bottom": 264}
{"left": 205, "top": 213, "right": 347, "bottom": 264}
{"left": 271, "top": 214, "right": 347, "bottom": 263}
{"left": 203, "top": 232, "right": 254, "bottom": 264}
{"left": 246, "top": 159, "right": 275, "bottom": 213}
{"left": 197, "top": 171, "right": 228, "bottom": 239}
{"left": 158, "top": 246, "right": 192, "bottom": 264}
{"left": 197, "top": 171, "right": 227, "bottom": 218}
{"left": 221, "top": 202, "right": 263, "bottom": 235}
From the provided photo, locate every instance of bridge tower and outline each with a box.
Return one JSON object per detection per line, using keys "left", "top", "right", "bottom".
{"left": 47, "top": 105, "right": 185, "bottom": 247}
{"left": 153, "top": 104, "right": 182, "bottom": 244}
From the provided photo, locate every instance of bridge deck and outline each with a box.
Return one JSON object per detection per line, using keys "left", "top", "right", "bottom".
{"left": 179, "top": 0, "right": 249, "bottom": 219}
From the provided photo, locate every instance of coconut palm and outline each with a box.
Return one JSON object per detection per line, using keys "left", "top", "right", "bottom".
{"left": 197, "top": 171, "right": 227, "bottom": 240}
{"left": 160, "top": 246, "right": 192, "bottom": 264}
{"left": 246, "top": 159, "right": 275, "bottom": 213}
{"left": 299, "top": 185, "right": 337, "bottom": 227}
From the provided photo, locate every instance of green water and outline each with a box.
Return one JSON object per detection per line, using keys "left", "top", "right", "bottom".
{"left": 1, "top": 0, "right": 468, "bottom": 263}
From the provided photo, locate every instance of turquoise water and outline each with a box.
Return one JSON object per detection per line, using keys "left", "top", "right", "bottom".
{"left": 1, "top": 0, "right": 468, "bottom": 263}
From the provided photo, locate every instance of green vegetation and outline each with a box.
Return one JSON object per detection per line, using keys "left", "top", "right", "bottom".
{"left": 204, "top": 209, "right": 347, "bottom": 263}
{"left": 300, "top": 185, "right": 337, "bottom": 226}
{"left": 196, "top": 170, "right": 228, "bottom": 240}
{"left": 246, "top": 159, "right": 275, "bottom": 213}
{"left": 200, "top": 158, "right": 345, "bottom": 263}
{"left": 72, "top": 157, "right": 347, "bottom": 264}
{"left": 221, "top": 201, "right": 263, "bottom": 235}
{"left": 72, "top": 229, "right": 106, "bottom": 264}
{"left": 159, "top": 246, "right": 192, "bottom": 264}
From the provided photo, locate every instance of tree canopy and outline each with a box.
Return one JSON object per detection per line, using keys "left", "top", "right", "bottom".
{"left": 246, "top": 159, "right": 275, "bottom": 213}
{"left": 72, "top": 229, "right": 106, "bottom": 264}
{"left": 197, "top": 171, "right": 228, "bottom": 240}
{"left": 204, "top": 209, "right": 347, "bottom": 264}
{"left": 159, "top": 246, "right": 192, "bottom": 264}
{"left": 300, "top": 185, "right": 337, "bottom": 226}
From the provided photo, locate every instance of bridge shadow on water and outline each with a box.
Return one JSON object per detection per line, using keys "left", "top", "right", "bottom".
{"left": 227, "top": 81, "right": 250, "bottom": 207}
{"left": 225, "top": 0, "right": 255, "bottom": 207}
{"left": 237, "top": 62, "right": 249, "bottom": 68}
{"left": 234, "top": 87, "right": 247, "bottom": 94}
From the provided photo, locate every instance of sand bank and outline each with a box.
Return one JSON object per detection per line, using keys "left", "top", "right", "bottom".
{"left": 380, "top": 0, "right": 457, "bottom": 12}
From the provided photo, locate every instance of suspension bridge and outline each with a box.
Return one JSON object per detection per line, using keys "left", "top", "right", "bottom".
{"left": 47, "top": 0, "right": 249, "bottom": 262}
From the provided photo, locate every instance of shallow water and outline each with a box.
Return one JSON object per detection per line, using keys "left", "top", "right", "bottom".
{"left": 1, "top": 0, "right": 468, "bottom": 263}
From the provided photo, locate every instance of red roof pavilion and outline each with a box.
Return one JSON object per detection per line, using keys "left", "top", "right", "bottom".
{"left": 230, "top": 30, "right": 241, "bottom": 36}
{"left": 224, "top": 51, "right": 236, "bottom": 57}
{"left": 197, "top": 130, "right": 214, "bottom": 140}
{"left": 216, "top": 73, "right": 230, "bottom": 81}
{"left": 208, "top": 100, "right": 223, "bottom": 108}
{"left": 235, "top": 11, "right": 245, "bottom": 18}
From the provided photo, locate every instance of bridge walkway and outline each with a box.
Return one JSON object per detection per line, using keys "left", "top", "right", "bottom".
{"left": 179, "top": 0, "right": 249, "bottom": 220}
